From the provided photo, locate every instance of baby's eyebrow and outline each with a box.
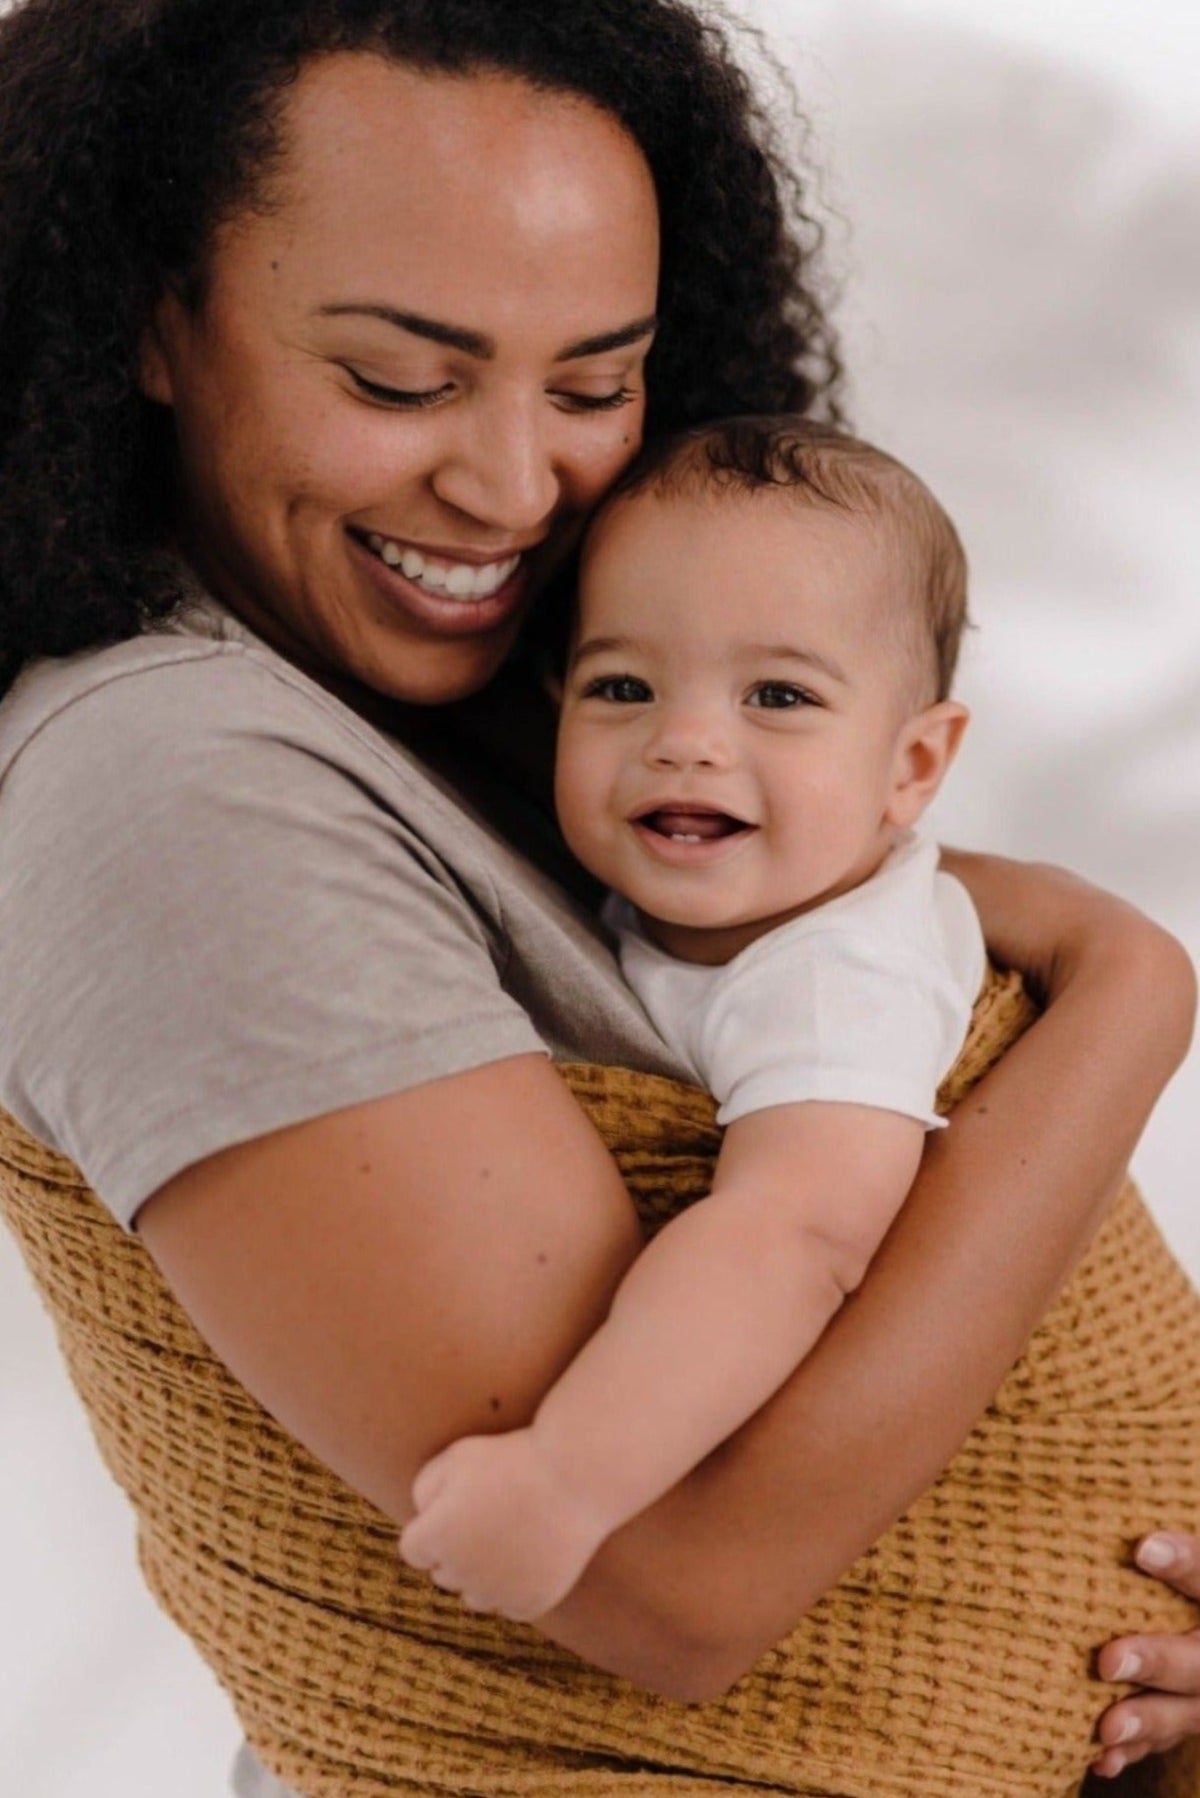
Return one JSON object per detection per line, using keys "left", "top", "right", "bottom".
{"left": 570, "top": 634, "right": 642, "bottom": 666}
{"left": 742, "top": 643, "right": 850, "bottom": 685}
{"left": 569, "top": 637, "right": 851, "bottom": 685}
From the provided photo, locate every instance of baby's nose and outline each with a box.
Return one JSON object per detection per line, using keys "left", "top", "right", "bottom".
{"left": 643, "top": 707, "right": 732, "bottom": 769}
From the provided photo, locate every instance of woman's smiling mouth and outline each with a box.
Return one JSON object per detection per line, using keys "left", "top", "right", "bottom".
{"left": 363, "top": 532, "right": 522, "bottom": 600}
{"left": 347, "top": 528, "right": 534, "bottom": 640}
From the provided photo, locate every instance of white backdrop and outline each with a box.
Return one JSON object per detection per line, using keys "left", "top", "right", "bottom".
{"left": 2, "top": 3, "right": 1196, "bottom": 1793}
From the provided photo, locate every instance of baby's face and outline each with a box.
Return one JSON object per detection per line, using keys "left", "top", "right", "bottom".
{"left": 556, "top": 485, "right": 941, "bottom": 960}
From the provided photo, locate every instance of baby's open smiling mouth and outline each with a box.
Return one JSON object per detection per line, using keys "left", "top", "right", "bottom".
{"left": 633, "top": 805, "right": 755, "bottom": 845}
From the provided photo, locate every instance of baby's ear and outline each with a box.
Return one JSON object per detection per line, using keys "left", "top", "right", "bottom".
{"left": 884, "top": 701, "right": 969, "bottom": 829}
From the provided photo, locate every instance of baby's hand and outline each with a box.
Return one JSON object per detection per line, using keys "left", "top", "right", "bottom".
{"left": 398, "top": 1428, "right": 608, "bottom": 1622}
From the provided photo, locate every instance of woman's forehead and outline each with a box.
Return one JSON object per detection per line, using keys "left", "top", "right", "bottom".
{"left": 209, "top": 53, "right": 660, "bottom": 339}
{"left": 249, "top": 56, "right": 656, "bottom": 266}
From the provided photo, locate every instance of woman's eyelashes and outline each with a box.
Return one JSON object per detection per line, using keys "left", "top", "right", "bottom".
{"left": 556, "top": 386, "right": 637, "bottom": 413}
{"left": 344, "top": 368, "right": 451, "bottom": 409}
{"left": 343, "top": 367, "right": 637, "bottom": 413}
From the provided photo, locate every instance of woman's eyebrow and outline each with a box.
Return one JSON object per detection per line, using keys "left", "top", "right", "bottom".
{"left": 556, "top": 316, "right": 658, "bottom": 362}
{"left": 318, "top": 303, "right": 494, "bottom": 357}
{"left": 316, "top": 304, "right": 658, "bottom": 363}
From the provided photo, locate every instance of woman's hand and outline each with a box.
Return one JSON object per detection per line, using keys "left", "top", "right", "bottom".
{"left": 1092, "top": 1534, "right": 1200, "bottom": 1777}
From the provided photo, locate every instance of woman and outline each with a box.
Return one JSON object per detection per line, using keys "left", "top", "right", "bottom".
{"left": 0, "top": 0, "right": 1196, "bottom": 1793}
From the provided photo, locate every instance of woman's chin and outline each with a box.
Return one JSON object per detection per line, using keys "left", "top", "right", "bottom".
{"left": 370, "top": 633, "right": 519, "bottom": 708}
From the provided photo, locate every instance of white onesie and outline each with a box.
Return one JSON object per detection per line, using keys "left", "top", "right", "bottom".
{"left": 605, "top": 833, "right": 986, "bottom": 1130}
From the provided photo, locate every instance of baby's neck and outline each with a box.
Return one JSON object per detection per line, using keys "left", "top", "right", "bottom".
{"left": 638, "top": 843, "right": 895, "bottom": 966}
{"left": 637, "top": 912, "right": 776, "bottom": 966}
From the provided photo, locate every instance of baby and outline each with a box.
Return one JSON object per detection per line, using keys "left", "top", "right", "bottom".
{"left": 399, "top": 416, "right": 985, "bottom": 1622}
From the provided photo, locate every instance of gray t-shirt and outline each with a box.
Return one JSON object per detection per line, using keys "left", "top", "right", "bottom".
{"left": 0, "top": 590, "right": 685, "bottom": 1229}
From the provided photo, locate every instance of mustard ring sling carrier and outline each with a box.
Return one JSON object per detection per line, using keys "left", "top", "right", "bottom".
{"left": 2, "top": 966, "right": 1199, "bottom": 1798}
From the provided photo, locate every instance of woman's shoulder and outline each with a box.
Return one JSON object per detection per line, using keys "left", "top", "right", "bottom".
{"left": 0, "top": 595, "right": 377, "bottom": 789}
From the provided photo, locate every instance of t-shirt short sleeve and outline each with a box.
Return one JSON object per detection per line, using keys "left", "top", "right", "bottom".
{"left": 0, "top": 650, "right": 547, "bottom": 1227}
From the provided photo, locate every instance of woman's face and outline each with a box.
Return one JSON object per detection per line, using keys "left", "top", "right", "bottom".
{"left": 140, "top": 54, "right": 661, "bottom": 705}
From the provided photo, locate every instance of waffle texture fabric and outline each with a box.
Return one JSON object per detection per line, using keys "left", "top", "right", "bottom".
{"left": 2, "top": 965, "right": 1199, "bottom": 1798}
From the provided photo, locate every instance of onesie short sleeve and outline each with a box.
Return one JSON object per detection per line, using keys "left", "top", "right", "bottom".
{"left": 699, "top": 922, "right": 978, "bottom": 1126}
{"left": 0, "top": 639, "right": 546, "bottom": 1227}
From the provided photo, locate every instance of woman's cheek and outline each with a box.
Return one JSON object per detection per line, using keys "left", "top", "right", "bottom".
{"left": 581, "top": 404, "right": 646, "bottom": 499}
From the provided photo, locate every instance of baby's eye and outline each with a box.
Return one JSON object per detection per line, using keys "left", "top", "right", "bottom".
{"left": 582, "top": 674, "right": 654, "bottom": 704}
{"left": 746, "top": 681, "right": 819, "bottom": 710}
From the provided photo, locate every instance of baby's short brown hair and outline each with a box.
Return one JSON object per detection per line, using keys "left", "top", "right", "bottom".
{"left": 612, "top": 416, "right": 969, "bottom": 704}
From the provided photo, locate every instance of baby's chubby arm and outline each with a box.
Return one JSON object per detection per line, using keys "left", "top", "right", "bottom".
{"left": 399, "top": 1102, "right": 924, "bottom": 1620}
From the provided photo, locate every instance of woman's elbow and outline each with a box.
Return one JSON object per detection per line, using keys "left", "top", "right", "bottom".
{"left": 1123, "top": 920, "right": 1197, "bottom": 1067}
{"left": 633, "top": 1564, "right": 788, "bottom": 1702}
{"left": 663, "top": 1645, "right": 762, "bottom": 1705}
{"left": 614, "top": 1632, "right": 761, "bottom": 1706}
{"left": 541, "top": 1537, "right": 779, "bottom": 1704}
{"left": 1162, "top": 931, "right": 1198, "bottom": 1056}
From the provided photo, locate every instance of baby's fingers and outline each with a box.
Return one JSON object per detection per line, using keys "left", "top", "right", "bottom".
{"left": 397, "top": 1507, "right": 441, "bottom": 1572}
{"left": 410, "top": 1446, "right": 455, "bottom": 1513}
{"left": 397, "top": 1514, "right": 496, "bottom": 1612}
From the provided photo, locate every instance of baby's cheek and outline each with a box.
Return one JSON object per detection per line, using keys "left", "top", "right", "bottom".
{"left": 552, "top": 733, "right": 585, "bottom": 832}
{"left": 554, "top": 735, "right": 608, "bottom": 863}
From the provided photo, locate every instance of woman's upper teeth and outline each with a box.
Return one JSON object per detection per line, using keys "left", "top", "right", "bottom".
{"left": 366, "top": 534, "right": 520, "bottom": 600}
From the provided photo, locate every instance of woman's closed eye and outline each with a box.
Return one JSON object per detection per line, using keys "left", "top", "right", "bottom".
{"left": 745, "top": 681, "right": 821, "bottom": 710}
{"left": 344, "top": 368, "right": 452, "bottom": 409}
{"left": 343, "top": 368, "right": 636, "bottom": 415}
{"left": 553, "top": 386, "right": 637, "bottom": 414}
{"left": 580, "top": 673, "right": 654, "bottom": 704}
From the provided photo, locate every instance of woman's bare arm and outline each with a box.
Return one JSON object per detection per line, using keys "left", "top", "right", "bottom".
{"left": 138, "top": 854, "right": 1195, "bottom": 1703}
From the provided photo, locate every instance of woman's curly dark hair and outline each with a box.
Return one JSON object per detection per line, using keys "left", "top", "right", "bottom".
{"left": 0, "top": 0, "right": 843, "bottom": 695}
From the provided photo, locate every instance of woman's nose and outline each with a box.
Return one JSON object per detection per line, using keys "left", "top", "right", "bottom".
{"left": 431, "top": 396, "right": 561, "bottom": 536}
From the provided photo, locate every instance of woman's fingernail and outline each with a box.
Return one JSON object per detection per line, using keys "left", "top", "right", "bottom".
{"left": 1112, "top": 1651, "right": 1142, "bottom": 1681}
{"left": 1137, "top": 1535, "right": 1178, "bottom": 1572}
{"left": 1113, "top": 1715, "right": 1143, "bottom": 1744}
{"left": 1106, "top": 1750, "right": 1128, "bottom": 1776}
